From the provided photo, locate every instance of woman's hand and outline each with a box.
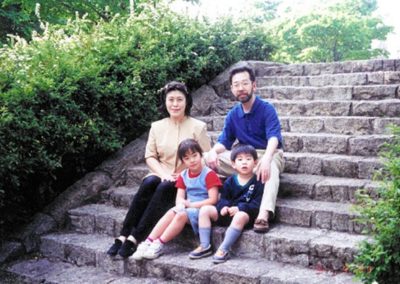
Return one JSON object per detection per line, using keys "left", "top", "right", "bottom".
{"left": 161, "top": 173, "right": 177, "bottom": 182}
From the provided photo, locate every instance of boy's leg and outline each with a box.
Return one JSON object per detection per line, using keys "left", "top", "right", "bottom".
{"left": 213, "top": 212, "right": 249, "bottom": 263}
{"left": 255, "top": 150, "right": 285, "bottom": 229}
{"left": 218, "top": 211, "right": 249, "bottom": 252}
{"left": 147, "top": 209, "right": 176, "bottom": 241}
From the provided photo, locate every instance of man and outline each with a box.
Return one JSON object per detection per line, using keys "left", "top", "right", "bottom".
{"left": 206, "top": 65, "right": 284, "bottom": 233}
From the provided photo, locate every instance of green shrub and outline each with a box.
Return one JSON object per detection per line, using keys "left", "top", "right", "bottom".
{"left": 350, "top": 125, "right": 400, "bottom": 283}
{"left": 0, "top": 4, "right": 275, "bottom": 238}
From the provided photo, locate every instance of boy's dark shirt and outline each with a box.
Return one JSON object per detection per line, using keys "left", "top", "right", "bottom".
{"left": 216, "top": 174, "right": 264, "bottom": 218}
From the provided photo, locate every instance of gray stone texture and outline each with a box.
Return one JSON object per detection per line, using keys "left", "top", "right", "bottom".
{"left": 98, "top": 133, "right": 148, "bottom": 181}
{"left": 13, "top": 213, "right": 57, "bottom": 253}
{"left": 0, "top": 241, "right": 24, "bottom": 264}
{"left": 191, "top": 84, "right": 221, "bottom": 116}
{"left": 43, "top": 171, "right": 112, "bottom": 225}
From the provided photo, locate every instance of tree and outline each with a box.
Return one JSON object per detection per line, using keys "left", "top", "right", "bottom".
{"left": 0, "top": 0, "right": 198, "bottom": 43}
{"left": 270, "top": 0, "right": 393, "bottom": 62}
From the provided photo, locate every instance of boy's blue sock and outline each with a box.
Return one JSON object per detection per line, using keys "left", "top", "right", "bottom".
{"left": 199, "top": 227, "right": 211, "bottom": 248}
{"left": 219, "top": 226, "right": 242, "bottom": 252}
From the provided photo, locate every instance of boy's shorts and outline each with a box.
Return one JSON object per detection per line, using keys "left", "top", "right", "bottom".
{"left": 216, "top": 212, "right": 257, "bottom": 229}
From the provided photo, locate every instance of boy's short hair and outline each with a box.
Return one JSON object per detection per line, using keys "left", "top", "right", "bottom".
{"left": 178, "top": 138, "right": 203, "bottom": 161}
{"left": 230, "top": 144, "right": 258, "bottom": 161}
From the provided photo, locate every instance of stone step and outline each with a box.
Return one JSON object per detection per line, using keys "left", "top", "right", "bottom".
{"left": 68, "top": 204, "right": 127, "bottom": 237}
{"left": 103, "top": 172, "right": 378, "bottom": 207}
{"left": 279, "top": 173, "right": 379, "bottom": 203}
{"left": 6, "top": 257, "right": 164, "bottom": 284}
{"left": 209, "top": 131, "right": 392, "bottom": 156}
{"left": 101, "top": 185, "right": 139, "bottom": 208}
{"left": 258, "top": 85, "right": 399, "bottom": 101}
{"left": 223, "top": 99, "right": 400, "bottom": 117}
{"left": 68, "top": 202, "right": 366, "bottom": 255}
{"left": 117, "top": 151, "right": 381, "bottom": 187}
{"left": 104, "top": 173, "right": 378, "bottom": 206}
{"left": 257, "top": 71, "right": 400, "bottom": 88}
{"left": 284, "top": 152, "right": 381, "bottom": 179}
{"left": 260, "top": 59, "right": 399, "bottom": 76}
{"left": 276, "top": 198, "right": 362, "bottom": 234}
{"left": 200, "top": 115, "right": 400, "bottom": 135}
{"left": 40, "top": 229, "right": 365, "bottom": 276}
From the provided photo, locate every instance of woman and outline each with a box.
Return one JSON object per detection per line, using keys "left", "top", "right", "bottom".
{"left": 107, "top": 81, "right": 211, "bottom": 258}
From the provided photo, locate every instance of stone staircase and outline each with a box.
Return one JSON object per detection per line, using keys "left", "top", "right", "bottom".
{"left": 5, "top": 59, "right": 400, "bottom": 283}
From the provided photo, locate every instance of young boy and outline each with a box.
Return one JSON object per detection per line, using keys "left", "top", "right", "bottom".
{"left": 132, "top": 138, "right": 222, "bottom": 260}
{"left": 189, "top": 144, "right": 264, "bottom": 263}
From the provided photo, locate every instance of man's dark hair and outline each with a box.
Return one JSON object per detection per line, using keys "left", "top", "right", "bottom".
{"left": 229, "top": 65, "right": 256, "bottom": 84}
{"left": 159, "top": 81, "right": 193, "bottom": 117}
{"left": 178, "top": 138, "right": 203, "bottom": 161}
{"left": 230, "top": 144, "right": 258, "bottom": 161}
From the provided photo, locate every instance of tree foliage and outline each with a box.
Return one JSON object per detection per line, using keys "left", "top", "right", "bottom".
{"left": 270, "top": 0, "right": 393, "bottom": 62}
{"left": 0, "top": 0, "right": 198, "bottom": 43}
{"left": 350, "top": 125, "right": 400, "bottom": 283}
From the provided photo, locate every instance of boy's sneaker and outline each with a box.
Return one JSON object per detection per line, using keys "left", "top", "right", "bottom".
{"left": 132, "top": 240, "right": 151, "bottom": 260}
{"left": 118, "top": 239, "right": 137, "bottom": 258}
{"left": 189, "top": 244, "right": 213, "bottom": 259}
{"left": 107, "top": 239, "right": 122, "bottom": 256}
{"left": 212, "top": 249, "right": 229, "bottom": 264}
{"left": 142, "top": 240, "right": 164, "bottom": 260}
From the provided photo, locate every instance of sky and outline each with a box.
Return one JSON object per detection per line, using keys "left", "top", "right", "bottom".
{"left": 172, "top": 0, "right": 400, "bottom": 58}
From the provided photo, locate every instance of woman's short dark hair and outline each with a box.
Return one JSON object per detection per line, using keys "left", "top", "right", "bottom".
{"left": 159, "top": 81, "right": 192, "bottom": 117}
{"left": 230, "top": 144, "right": 258, "bottom": 161}
{"left": 229, "top": 65, "right": 256, "bottom": 84}
{"left": 178, "top": 138, "right": 203, "bottom": 161}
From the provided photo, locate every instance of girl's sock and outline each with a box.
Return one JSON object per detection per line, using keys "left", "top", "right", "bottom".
{"left": 219, "top": 226, "right": 242, "bottom": 252}
{"left": 198, "top": 227, "right": 212, "bottom": 248}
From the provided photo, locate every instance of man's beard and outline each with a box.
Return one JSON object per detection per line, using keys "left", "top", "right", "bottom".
{"left": 237, "top": 90, "right": 253, "bottom": 103}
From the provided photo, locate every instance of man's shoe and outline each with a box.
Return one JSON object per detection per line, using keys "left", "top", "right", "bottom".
{"left": 253, "top": 218, "right": 269, "bottom": 233}
{"left": 212, "top": 249, "right": 229, "bottom": 264}
{"left": 132, "top": 240, "right": 151, "bottom": 260}
{"left": 107, "top": 239, "right": 122, "bottom": 256}
{"left": 118, "top": 240, "right": 137, "bottom": 258}
{"left": 142, "top": 240, "right": 164, "bottom": 260}
{"left": 189, "top": 244, "right": 213, "bottom": 259}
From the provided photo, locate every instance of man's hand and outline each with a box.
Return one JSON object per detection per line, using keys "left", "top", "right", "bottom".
{"left": 256, "top": 155, "right": 272, "bottom": 183}
{"left": 206, "top": 148, "right": 219, "bottom": 170}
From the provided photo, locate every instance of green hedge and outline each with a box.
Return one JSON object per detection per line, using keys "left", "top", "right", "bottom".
{"left": 0, "top": 5, "right": 275, "bottom": 238}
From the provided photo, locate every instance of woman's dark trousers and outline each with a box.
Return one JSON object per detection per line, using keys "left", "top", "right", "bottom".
{"left": 119, "top": 175, "right": 177, "bottom": 242}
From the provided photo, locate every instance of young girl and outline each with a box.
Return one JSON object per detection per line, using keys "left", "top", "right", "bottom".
{"left": 132, "top": 138, "right": 222, "bottom": 260}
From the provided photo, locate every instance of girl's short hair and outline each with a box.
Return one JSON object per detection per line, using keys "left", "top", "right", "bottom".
{"left": 178, "top": 139, "right": 203, "bottom": 161}
{"left": 230, "top": 144, "right": 258, "bottom": 161}
{"left": 159, "top": 81, "right": 193, "bottom": 117}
